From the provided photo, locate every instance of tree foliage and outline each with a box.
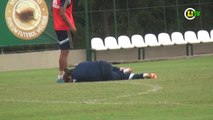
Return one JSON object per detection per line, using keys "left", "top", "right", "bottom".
{"left": 74, "top": 0, "right": 213, "bottom": 40}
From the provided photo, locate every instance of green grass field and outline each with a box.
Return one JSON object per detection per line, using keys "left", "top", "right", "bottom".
{"left": 0, "top": 56, "right": 213, "bottom": 120}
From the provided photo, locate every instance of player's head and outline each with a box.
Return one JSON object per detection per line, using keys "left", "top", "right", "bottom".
{"left": 63, "top": 68, "right": 73, "bottom": 83}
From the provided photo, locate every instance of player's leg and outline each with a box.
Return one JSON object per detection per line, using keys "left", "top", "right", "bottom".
{"left": 59, "top": 50, "right": 69, "bottom": 75}
{"left": 55, "top": 30, "right": 71, "bottom": 83}
{"left": 111, "top": 66, "right": 157, "bottom": 80}
{"left": 128, "top": 73, "right": 157, "bottom": 80}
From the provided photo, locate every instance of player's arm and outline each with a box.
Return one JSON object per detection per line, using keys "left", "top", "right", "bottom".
{"left": 60, "top": 0, "right": 76, "bottom": 32}
{"left": 120, "top": 67, "right": 133, "bottom": 73}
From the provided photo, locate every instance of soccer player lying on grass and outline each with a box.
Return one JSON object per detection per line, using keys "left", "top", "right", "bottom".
{"left": 57, "top": 61, "right": 157, "bottom": 83}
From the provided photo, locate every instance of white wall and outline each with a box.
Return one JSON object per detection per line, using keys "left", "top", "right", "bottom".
{"left": 1, "top": 43, "right": 213, "bottom": 72}
{"left": 0, "top": 50, "right": 86, "bottom": 72}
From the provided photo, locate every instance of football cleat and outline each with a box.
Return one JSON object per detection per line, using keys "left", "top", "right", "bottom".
{"left": 149, "top": 73, "right": 158, "bottom": 79}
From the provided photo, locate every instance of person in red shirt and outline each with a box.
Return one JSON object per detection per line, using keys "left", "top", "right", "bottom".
{"left": 52, "top": 0, "right": 76, "bottom": 82}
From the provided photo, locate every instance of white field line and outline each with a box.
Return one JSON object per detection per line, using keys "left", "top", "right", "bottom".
{"left": 1, "top": 99, "right": 212, "bottom": 107}
{"left": 84, "top": 83, "right": 163, "bottom": 103}
{"left": 0, "top": 99, "right": 78, "bottom": 104}
{"left": 0, "top": 82, "right": 163, "bottom": 105}
{"left": 1, "top": 82, "right": 212, "bottom": 106}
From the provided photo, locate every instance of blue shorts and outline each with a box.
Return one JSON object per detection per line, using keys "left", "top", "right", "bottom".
{"left": 55, "top": 30, "right": 73, "bottom": 50}
{"left": 99, "top": 61, "right": 129, "bottom": 80}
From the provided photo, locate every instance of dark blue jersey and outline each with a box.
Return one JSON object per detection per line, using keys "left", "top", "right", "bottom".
{"left": 71, "top": 61, "right": 112, "bottom": 82}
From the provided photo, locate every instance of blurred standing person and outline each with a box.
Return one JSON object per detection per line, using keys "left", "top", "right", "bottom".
{"left": 52, "top": 0, "right": 76, "bottom": 82}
